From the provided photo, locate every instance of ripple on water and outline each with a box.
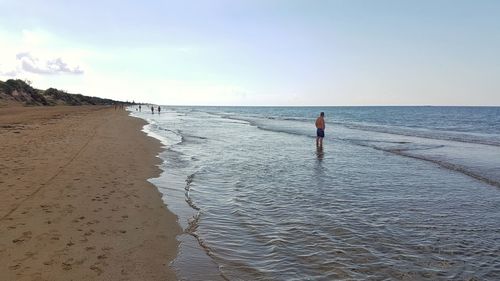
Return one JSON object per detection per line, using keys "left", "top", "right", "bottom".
{"left": 139, "top": 107, "right": 500, "bottom": 281}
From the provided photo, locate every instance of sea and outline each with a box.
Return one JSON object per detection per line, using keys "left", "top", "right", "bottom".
{"left": 130, "top": 106, "right": 500, "bottom": 281}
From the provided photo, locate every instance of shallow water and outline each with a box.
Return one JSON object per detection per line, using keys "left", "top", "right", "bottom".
{"left": 131, "top": 106, "right": 500, "bottom": 281}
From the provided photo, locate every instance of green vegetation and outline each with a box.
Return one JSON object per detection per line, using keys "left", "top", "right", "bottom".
{"left": 0, "top": 79, "right": 127, "bottom": 106}
{"left": 0, "top": 79, "right": 49, "bottom": 105}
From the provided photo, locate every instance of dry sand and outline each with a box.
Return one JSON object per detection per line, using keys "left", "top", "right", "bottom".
{"left": 0, "top": 105, "right": 180, "bottom": 280}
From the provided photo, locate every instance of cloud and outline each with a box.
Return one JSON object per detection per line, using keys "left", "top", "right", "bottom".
{"left": 0, "top": 68, "right": 20, "bottom": 77}
{"left": 16, "top": 52, "right": 84, "bottom": 75}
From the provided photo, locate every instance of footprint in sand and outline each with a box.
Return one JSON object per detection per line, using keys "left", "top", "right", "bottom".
{"left": 64, "top": 204, "right": 75, "bottom": 213}
{"left": 8, "top": 263, "right": 21, "bottom": 270}
{"left": 90, "top": 264, "right": 103, "bottom": 275}
{"left": 40, "top": 204, "right": 52, "bottom": 213}
{"left": 18, "top": 251, "right": 36, "bottom": 261}
{"left": 50, "top": 233, "right": 60, "bottom": 241}
{"left": 12, "top": 231, "right": 32, "bottom": 244}
{"left": 62, "top": 259, "right": 73, "bottom": 271}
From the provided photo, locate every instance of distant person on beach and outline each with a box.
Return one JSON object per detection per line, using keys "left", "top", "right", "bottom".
{"left": 315, "top": 112, "right": 325, "bottom": 147}
{"left": 158, "top": 106, "right": 161, "bottom": 114}
{"left": 151, "top": 106, "right": 154, "bottom": 114}
{"left": 139, "top": 105, "right": 141, "bottom": 112}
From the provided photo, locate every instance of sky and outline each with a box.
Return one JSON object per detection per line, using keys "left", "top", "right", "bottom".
{"left": 0, "top": 0, "right": 499, "bottom": 106}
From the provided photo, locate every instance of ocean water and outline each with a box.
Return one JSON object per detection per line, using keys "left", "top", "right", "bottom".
{"left": 130, "top": 106, "right": 500, "bottom": 281}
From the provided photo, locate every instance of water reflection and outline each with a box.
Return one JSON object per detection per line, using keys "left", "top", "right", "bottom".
{"left": 316, "top": 146, "right": 324, "bottom": 161}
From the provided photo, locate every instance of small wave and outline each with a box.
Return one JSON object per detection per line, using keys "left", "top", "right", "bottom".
{"left": 255, "top": 125, "right": 312, "bottom": 138}
{"left": 184, "top": 213, "right": 230, "bottom": 281}
{"left": 206, "top": 110, "right": 500, "bottom": 148}
{"left": 179, "top": 130, "right": 208, "bottom": 141}
{"left": 347, "top": 139, "right": 445, "bottom": 152}
{"left": 185, "top": 173, "right": 200, "bottom": 211}
{"left": 219, "top": 115, "right": 253, "bottom": 125}
{"left": 351, "top": 140, "right": 500, "bottom": 188}
{"left": 283, "top": 117, "right": 314, "bottom": 122}
{"left": 161, "top": 148, "right": 190, "bottom": 169}
{"left": 395, "top": 151, "right": 500, "bottom": 188}
{"left": 213, "top": 113, "right": 500, "bottom": 188}
{"left": 185, "top": 173, "right": 196, "bottom": 192}
{"left": 342, "top": 138, "right": 411, "bottom": 145}
{"left": 220, "top": 115, "right": 315, "bottom": 139}
{"left": 143, "top": 122, "right": 185, "bottom": 148}
{"left": 186, "top": 211, "right": 200, "bottom": 233}
{"left": 183, "top": 187, "right": 231, "bottom": 281}
{"left": 338, "top": 122, "right": 500, "bottom": 148}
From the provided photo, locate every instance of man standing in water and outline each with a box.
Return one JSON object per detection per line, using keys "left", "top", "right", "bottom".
{"left": 315, "top": 112, "right": 325, "bottom": 147}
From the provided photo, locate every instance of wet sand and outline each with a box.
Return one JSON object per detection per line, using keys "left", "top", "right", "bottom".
{"left": 0, "top": 105, "right": 180, "bottom": 280}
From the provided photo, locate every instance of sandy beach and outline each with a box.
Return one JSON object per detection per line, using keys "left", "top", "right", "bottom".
{"left": 0, "top": 106, "right": 180, "bottom": 280}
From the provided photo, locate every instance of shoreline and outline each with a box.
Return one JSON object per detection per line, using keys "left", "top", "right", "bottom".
{"left": 0, "top": 106, "right": 181, "bottom": 280}
{"left": 132, "top": 109, "right": 225, "bottom": 281}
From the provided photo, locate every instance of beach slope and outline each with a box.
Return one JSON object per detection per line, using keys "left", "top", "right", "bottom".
{"left": 0, "top": 106, "right": 180, "bottom": 280}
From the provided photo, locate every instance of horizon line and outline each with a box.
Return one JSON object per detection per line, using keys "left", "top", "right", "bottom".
{"left": 133, "top": 104, "right": 500, "bottom": 107}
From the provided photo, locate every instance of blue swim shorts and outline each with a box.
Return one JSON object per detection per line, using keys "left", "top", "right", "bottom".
{"left": 317, "top": 128, "right": 325, "bottom": 138}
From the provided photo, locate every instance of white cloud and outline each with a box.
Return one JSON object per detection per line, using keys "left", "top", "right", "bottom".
{"left": 16, "top": 52, "right": 84, "bottom": 75}
{"left": 0, "top": 28, "right": 258, "bottom": 105}
{"left": 0, "top": 29, "right": 88, "bottom": 81}
{"left": 0, "top": 69, "right": 19, "bottom": 77}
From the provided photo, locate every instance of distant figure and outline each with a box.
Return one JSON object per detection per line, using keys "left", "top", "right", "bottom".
{"left": 315, "top": 112, "right": 325, "bottom": 147}
{"left": 139, "top": 105, "right": 141, "bottom": 112}
{"left": 158, "top": 106, "right": 161, "bottom": 114}
{"left": 151, "top": 106, "right": 154, "bottom": 114}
